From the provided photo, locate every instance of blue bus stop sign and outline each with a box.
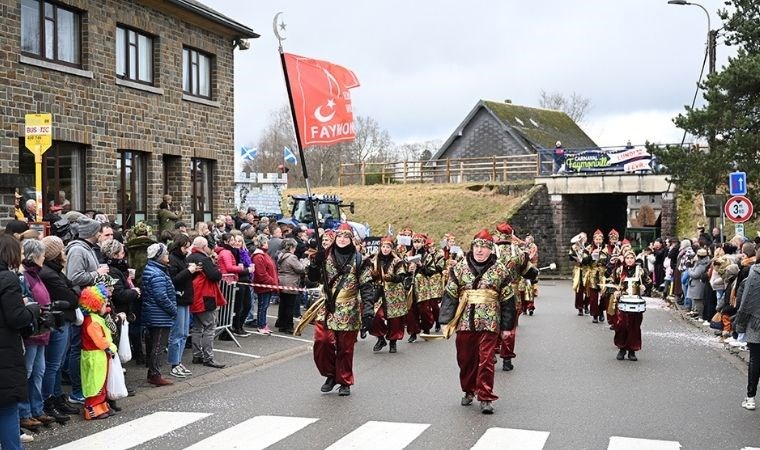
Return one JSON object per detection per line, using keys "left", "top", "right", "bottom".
{"left": 729, "top": 171, "right": 747, "bottom": 196}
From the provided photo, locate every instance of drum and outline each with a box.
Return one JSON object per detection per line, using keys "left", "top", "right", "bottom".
{"left": 617, "top": 294, "right": 646, "bottom": 313}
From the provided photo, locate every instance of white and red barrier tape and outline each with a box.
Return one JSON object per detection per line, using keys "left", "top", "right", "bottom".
{"left": 221, "top": 274, "right": 316, "bottom": 293}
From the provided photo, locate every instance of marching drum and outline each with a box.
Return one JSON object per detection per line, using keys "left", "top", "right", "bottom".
{"left": 617, "top": 294, "right": 646, "bottom": 313}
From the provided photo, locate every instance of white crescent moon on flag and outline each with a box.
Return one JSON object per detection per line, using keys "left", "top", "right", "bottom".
{"left": 314, "top": 103, "right": 335, "bottom": 123}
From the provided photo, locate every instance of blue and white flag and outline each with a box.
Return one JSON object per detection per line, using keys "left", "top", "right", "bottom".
{"left": 284, "top": 146, "right": 298, "bottom": 165}
{"left": 240, "top": 145, "right": 257, "bottom": 161}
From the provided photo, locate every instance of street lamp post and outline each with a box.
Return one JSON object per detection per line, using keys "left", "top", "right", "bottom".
{"left": 668, "top": 0, "right": 716, "bottom": 74}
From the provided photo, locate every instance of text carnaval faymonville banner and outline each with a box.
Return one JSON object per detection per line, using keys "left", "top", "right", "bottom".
{"left": 561, "top": 147, "right": 653, "bottom": 173}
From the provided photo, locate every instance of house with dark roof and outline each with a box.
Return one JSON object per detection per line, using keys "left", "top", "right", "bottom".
{"left": 432, "top": 100, "right": 599, "bottom": 165}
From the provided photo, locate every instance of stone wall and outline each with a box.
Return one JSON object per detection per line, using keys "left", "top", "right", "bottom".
{"left": 505, "top": 185, "right": 558, "bottom": 273}
{"left": 0, "top": 0, "right": 241, "bottom": 228}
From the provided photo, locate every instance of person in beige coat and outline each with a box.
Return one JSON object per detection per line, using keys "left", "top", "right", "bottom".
{"left": 276, "top": 239, "right": 306, "bottom": 333}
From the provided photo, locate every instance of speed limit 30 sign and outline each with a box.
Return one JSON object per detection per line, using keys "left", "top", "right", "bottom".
{"left": 725, "top": 195, "right": 754, "bottom": 223}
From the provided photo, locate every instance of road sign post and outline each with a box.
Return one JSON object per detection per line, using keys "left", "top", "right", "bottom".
{"left": 724, "top": 195, "right": 754, "bottom": 223}
{"left": 24, "top": 114, "right": 52, "bottom": 219}
{"left": 735, "top": 223, "right": 745, "bottom": 237}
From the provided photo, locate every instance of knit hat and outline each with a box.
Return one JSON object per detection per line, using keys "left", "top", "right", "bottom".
{"left": 147, "top": 242, "right": 168, "bottom": 260}
{"left": 79, "top": 284, "right": 108, "bottom": 314}
{"left": 77, "top": 216, "right": 101, "bottom": 239}
{"left": 174, "top": 221, "right": 187, "bottom": 230}
{"left": 41, "top": 236, "right": 64, "bottom": 261}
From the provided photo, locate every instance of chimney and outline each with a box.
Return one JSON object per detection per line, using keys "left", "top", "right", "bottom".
{"left": 504, "top": 99, "right": 512, "bottom": 104}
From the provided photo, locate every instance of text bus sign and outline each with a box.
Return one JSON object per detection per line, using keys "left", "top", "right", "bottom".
{"left": 725, "top": 195, "right": 754, "bottom": 223}
{"left": 24, "top": 113, "right": 52, "bottom": 155}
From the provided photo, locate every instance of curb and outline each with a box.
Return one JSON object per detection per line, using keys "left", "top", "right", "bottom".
{"left": 662, "top": 298, "right": 749, "bottom": 373}
{"left": 119, "top": 344, "right": 311, "bottom": 409}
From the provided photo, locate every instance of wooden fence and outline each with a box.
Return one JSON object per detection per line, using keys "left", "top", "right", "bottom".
{"left": 338, "top": 153, "right": 551, "bottom": 186}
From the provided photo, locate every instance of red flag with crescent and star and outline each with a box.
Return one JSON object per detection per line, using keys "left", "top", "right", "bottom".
{"left": 283, "top": 53, "right": 360, "bottom": 147}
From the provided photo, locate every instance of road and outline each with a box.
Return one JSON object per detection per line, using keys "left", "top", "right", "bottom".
{"left": 31, "top": 281, "right": 760, "bottom": 450}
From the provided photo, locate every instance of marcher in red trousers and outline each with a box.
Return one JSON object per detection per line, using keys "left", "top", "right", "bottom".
{"left": 439, "top": 229, "right": 516, "bottom": 414}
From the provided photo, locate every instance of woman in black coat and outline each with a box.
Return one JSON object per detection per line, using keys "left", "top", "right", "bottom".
{"left": 38, "top": 236, "right": 81, "bottom": 421}
{"left": 0, "top": 234, "right": 37, "bottom": 450}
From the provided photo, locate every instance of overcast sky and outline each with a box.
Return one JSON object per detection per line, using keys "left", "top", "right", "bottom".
{"left": 203, "top": 0, "right": 733, "bottom": 150}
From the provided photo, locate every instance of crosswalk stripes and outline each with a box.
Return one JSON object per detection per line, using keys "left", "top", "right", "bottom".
{"left": 607, "top": 436, "right": 681, "bottom": 449}
{"left": 325, "top": 420, "right": 430, "bottom": 450}
{"left": 184, "top": 415, "right": 318, "bottom": 450}
{"left": 471, "top": 427, "right": 550, "bottom": 449}
{"left": 50, "top": 411, "right": 210, "bottom": 450}
{"left": 47, "top": 411, "right": 757, "bottom": 449}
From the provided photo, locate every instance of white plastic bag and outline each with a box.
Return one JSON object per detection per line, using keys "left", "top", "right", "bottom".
{"left": 118, "top": 322, "right": 132, "bottom": 363}
{"left": 106, "top": 356, "right": 128, "bottom": 400}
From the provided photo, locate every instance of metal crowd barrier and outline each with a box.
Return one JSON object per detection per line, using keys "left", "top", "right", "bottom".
{"left": 216, "top": 276, "right": 241, "bottom": 348}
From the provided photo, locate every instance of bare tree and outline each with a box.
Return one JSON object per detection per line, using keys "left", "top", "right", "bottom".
{"left": 390, "top": 140, "right": 442, "bottom": 161}
{"left": 538, "top": 90, "right": 592, "bottom": 123}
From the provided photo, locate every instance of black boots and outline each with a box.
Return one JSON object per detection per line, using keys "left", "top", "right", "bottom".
{"left": 43, "top": 397, "right": 70, "bottom": 424}
{"left": 408, "top": 334, "right": 417, "bottom": 343}
{"left": 627, "top": 350, "right": 638, "bottom": 361}
{"left": 616, "top": 349, "right": 626, "bottom": 360}
{"left": 389, "top": 340, "right": 397, "bottom": 353}
{"left": 502, "top": 359, "right": 514, "bottom": 371}
{"left": 320, "top": 377, "right": 337, "bottom": 393}
{"left": 338, "top": 385, "right": 351, "bottom": 396}
{"left": 54, "top": 394, "right": 80, "bottom": 415}
{"left": 373, "top": 337, "right": 387, "bottom": 352}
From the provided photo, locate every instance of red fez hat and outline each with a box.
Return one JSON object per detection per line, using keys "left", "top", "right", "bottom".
{"left": 496, "top": 222, "right": 513, "bottom": 235}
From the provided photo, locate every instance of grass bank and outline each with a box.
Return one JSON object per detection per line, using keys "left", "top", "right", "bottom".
{"left": 283, "top": 182, "right": 533, "bottom": 240}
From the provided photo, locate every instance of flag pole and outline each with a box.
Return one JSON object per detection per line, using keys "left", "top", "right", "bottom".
{"left": 274, "top": 13, "right": 331, "bottom": 305}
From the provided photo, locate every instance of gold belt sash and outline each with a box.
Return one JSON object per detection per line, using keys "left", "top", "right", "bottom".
{"left": 443, "top": 289, "right": 498, "bottom": 339}
{"left": 335, "top": 288, "right": 358, "bottom": 304}
{"left": 292, "top": 288, "right": 358, "bottom": 336}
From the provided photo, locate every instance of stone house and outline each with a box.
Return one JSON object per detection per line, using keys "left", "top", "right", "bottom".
{"left": 431, "top": 100, "right": 599, "bottom": 179}
{"left": 0, "top": 0, "right": 258, "bottom": 228}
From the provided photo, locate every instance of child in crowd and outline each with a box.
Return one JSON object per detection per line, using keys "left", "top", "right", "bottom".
{"left": 80, "top": 283, "right": 117, "bottom": 420}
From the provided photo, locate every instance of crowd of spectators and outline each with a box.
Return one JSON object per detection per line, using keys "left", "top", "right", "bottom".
{"left": 638, "top": 225, "right": 760, "bottom": 412}
{"left": 0, "top": 204, "right": 313, "bottom": 448}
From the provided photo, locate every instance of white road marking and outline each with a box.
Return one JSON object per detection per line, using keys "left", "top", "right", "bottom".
{"left": 51, "top": 411, "right": 210, "bottom": 450}
{"left": 471, "top": 427, "right": 550, "bottom": 449}
{"left": 326, "top": 420, "right": 430, "bottom": 450}
{"left": 248, "top": 330, "right": 313, "bottom": 343}
{"left": 184, "top": 415, "right": 318, "bottom": 450}
{"left": 213, "top": 348, "right": 261, "bottom": 358}
{"left": 608, "top": 436, "right": 681, "bottom": 449}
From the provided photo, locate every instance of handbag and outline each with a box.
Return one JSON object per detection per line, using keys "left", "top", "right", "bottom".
{"left": 117, "top": 322, "right": 132, "bottom": 363}
{"left": 106, "top": 356, "right": 128, "bottom": 400}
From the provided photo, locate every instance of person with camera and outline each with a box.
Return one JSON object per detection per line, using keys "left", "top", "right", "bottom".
{"left": 18, "top": 239, "right": 58, "bottom": 430}
{"left": 306, "top": 223, "right": 375, "bottom": 397}
{"left": 0, "top": 234, "right": 41, "bottom": 448}
{"left": 38, "top": 236, "right": 81, "bottom": 423}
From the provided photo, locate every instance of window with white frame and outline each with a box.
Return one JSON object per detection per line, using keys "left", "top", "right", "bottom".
{"left": 182, "top": 47, "right": 212, "bottom": 98}
{"left": 21, "top": 0, "right": 81, "bottom": 66}
{"left": 116, "top": 25, "right": 153, "bottom": 84}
